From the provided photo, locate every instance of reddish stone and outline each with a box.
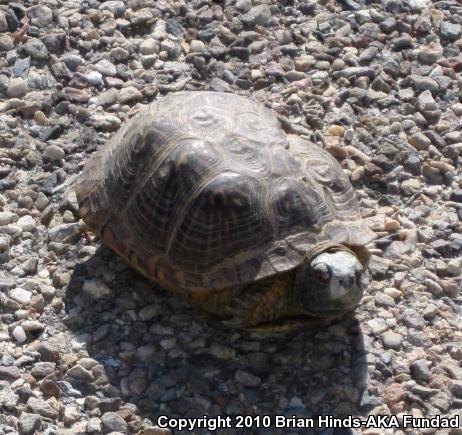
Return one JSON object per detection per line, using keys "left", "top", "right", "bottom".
{"left": 383, "top": 382, "right": 406, "bottom": 406}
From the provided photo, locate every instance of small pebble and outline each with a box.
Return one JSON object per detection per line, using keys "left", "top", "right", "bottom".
{"left": 382, "top": 332, "right": 403, "bottom": 350}
{"left": 12, "top": 325, "right": 27, "bottom": 343}
{"left": 6, "top": 78, "right": 27, "bottom": 98}
{"left": 43, "top": 145, "right": 65, "bottom": 161}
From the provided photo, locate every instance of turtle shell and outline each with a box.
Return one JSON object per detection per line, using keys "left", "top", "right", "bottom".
{"left": 76, "top": 91, "right": 375, "bottom": 294}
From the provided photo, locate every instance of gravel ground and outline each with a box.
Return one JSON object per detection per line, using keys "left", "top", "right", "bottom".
{"left": 1, "top": 0, "right": 462, "bottom": 434}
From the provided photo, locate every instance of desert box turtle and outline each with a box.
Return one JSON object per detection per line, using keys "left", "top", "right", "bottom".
{"left": 76, "top": 91, "right": 376, "bottom": 328}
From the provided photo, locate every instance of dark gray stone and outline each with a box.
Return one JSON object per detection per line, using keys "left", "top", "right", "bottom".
{"left": 440, "top": 22, "right": 461, "bottom": 41}
{"left": 410, "top": 359, "right": 431, "bottom": 382}
{"left": 23, "top": 38, "right": 49, "bottom": 60}
{"left": 101, "top": 412, "right": 128, "bottom": 433}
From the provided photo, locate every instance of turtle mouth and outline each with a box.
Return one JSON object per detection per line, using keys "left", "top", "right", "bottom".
{"left": 302, "top": 295, "right": 362, "bottom": 320}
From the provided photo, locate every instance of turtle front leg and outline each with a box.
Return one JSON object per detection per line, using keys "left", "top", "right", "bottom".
{"left": 219, "top": 274, "right": 299, "bottom": 329}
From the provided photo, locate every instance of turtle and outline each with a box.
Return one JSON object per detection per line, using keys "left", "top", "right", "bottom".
{"left": 76, "top": 91, "right": 376, "bottom": 329}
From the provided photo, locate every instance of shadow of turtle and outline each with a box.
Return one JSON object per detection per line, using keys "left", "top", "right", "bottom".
{"left": 63, "top": 245, "right": 370, "bottom": 435}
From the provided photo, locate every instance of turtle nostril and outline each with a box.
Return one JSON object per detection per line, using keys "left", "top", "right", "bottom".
{"left": 340, "top": 276, "right": 354, "bottom": 287}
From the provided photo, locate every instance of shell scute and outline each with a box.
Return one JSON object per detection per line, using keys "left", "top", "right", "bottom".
{"left": 167, "top": 171, "right": 274, "bottom": 272}
{"left": 271, "top": 178, "right": 327, "bottom": 237}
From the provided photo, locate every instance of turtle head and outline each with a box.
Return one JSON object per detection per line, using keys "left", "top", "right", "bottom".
{"left": 294, "top": 246, "right": 366, "bottom": 318}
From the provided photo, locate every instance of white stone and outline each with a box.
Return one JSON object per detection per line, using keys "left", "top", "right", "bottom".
{"left": 82, "top": 279, "right": 111, "bottom": 298}
{"left": 17, "top": 215, "right": 36, "bottom": 232}
{"left": 94, "top": 59, "right": 117, "bottom": 77}
{"left": 9, "top": 287, "right": 32, "bottom": 305}
{"left": 12, "top": 326, "right": 27, "bottom": 343}
{"left": 408, "top": 0, "right": 430, "bottom": 10}
{"left": 85, "top": 70, "right": 103, "bottom": 86}
{"left": 418, "top": 90, "right": 437, "bottom": 111}
{"left": 139, "top": 39, "right": 159, "bottom": 55}
{"left": 368, "top": 318, "right": 389, "bottom": 335}
{"left": 190, "top": 40, "right": 206, "bottom": 52}
{"left": 92, "top": 114, "right": 121, "bottom": 132}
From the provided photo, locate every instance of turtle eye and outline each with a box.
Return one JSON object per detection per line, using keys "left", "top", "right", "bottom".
{"left": 313, "top": 264, "right": 330, "bottom": 284}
